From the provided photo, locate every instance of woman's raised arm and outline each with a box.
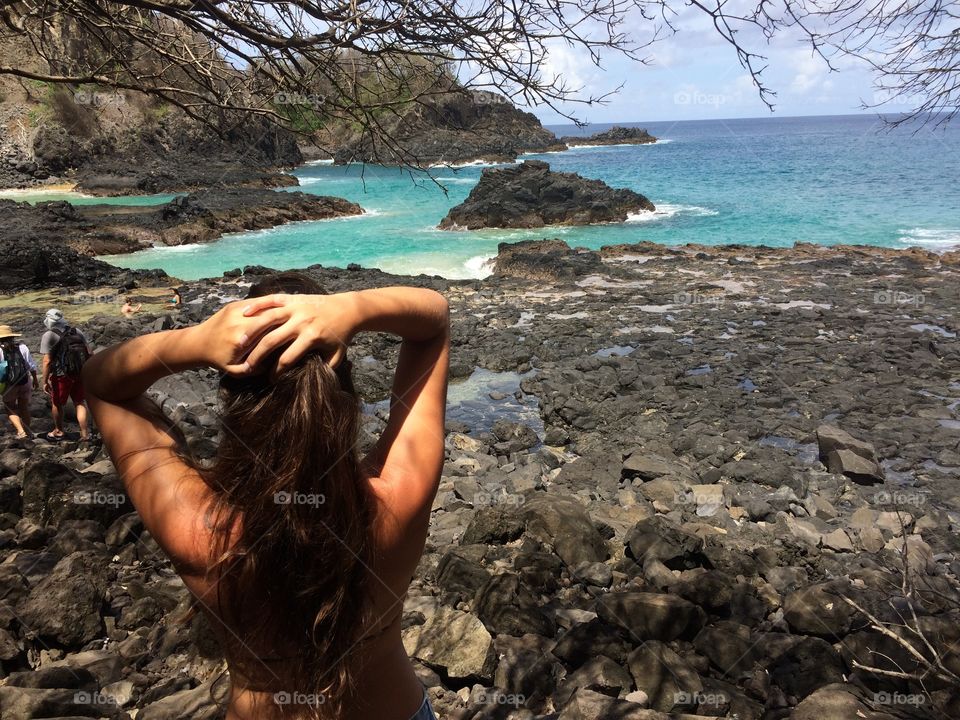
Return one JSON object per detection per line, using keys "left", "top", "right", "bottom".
{"left": 81, "top": 303, "right": 293, "bottom": 573}
{"left": 83, "top": 303, "right": 286, "bottom": 402}
{"left": 240, "top": 287, "right": 451, "bottom": 520}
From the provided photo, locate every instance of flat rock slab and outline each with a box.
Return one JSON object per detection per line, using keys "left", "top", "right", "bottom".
{"left": 402, "top": 606, "right": 495, "bottom": 682}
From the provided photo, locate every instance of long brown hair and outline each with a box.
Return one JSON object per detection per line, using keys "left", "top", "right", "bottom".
{"left": 200, "top": 272, "right": 372, "bottom": 718}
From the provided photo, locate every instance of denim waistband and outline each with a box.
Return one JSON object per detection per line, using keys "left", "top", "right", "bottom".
{"left": 409, "top": 692, "right": 437, "bottom": 720}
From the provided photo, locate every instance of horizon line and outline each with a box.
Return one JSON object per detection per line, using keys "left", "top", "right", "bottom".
{"left": 538, "top": 110, "right": 939, "bottom": 126}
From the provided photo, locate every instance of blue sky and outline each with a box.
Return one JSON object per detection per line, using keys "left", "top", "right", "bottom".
{"left": 523, "top": 8, "right": 896, "bottom": 125}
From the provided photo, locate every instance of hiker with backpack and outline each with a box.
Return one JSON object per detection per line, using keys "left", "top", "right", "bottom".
{"left": 40, "top": 309, "right": 92, "bottom": 442}
{"left": 0, "top": 325, "right": 39, "bottom": 440}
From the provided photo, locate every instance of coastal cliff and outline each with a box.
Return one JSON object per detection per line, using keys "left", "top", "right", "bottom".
{"left": 331, "top": 91, "right": 565, "bottom": 166}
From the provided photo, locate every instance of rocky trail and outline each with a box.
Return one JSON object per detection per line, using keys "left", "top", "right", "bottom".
{"left": 0, "top": 240, "right": 959, "bottom": 719}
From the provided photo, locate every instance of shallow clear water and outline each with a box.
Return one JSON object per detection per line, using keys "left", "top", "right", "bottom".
{"left": 365, "top": 368, "right": 542, "bottom": 435}
{"left": 6, "top": 114, "right": 960, "bottom": 280}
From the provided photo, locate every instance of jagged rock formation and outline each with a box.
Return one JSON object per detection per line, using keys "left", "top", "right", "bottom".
{"left": 438, "top": 160, "right": 655, "bottom": 229}
{"left": 560, "top": 126, "right": 657, "bottom": 146}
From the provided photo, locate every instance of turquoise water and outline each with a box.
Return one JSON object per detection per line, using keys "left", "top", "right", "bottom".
{"left": 7, "top": 114, "right": 960, "bottom": 280}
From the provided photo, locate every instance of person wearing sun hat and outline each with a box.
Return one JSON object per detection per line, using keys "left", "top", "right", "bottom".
{"left": 0, "top": 324, "right": 39, "bottom": 440}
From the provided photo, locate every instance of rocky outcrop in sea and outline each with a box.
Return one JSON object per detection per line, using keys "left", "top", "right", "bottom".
{"left": 0, "top": 239, "right": 958, "bottom": 719}
{"left": 438, "top": 160, "right": 656, "bottom": 230}
{"left": 560, "top": 126, "right": 657, "bottom": 146}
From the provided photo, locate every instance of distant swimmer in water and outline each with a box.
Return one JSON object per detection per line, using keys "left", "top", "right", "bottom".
{"left": 84, "top": 272, "right": 449, "bottom": 720}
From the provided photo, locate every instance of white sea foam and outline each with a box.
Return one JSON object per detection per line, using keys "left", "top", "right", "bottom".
{"left": 435, "top": 176, "right": 478, "bottom": 185}
{"left": 295, "top": 177, "right": 324, "bottom": 186}
{"left": 377, "top": 251, "right": 494, "bottom": 279}
{"left": 626, "top": 204, "right": 718, "bottom": 222}
{"left": 897, "top": 227, "right": 960, "bottom": 250}
{"left": 303, "top": 158, "right": 334, "bottom": 165}
{"left": 565, "top": 138, "right": 672, "bottom": 149}
{"left": 520, "top": 149, "right": 568, "bottom": 156}
{"left": 428, "top": 159, "right": 504, "bottom": 169}
{"left": 463, "top": 254, "right": 496, "bottom": 277}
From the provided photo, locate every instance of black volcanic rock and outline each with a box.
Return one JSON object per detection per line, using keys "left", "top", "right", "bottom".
{"left": 65, "top": 116, "right": 302, "bottom": 196}
{"left": 438, "top": 160, "right": 654, "bottom": 230}
{"left": 560, "top": 126, "right": 657, "bottom": 146}
{"left": 0, "top": 190, "right": 363, "bottom": 290}
{"left": 493, "top": 239, "right": 605, "bottom": 281}
{"left": 1, "top": 240, "right": 959, "bottom": 720}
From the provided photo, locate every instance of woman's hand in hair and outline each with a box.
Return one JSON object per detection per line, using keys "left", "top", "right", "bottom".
{"left": 238, "top": 293, "right": 358, "bottom": 373}
{"left": 198, "top": 299, "right": 293, "bottom": 375}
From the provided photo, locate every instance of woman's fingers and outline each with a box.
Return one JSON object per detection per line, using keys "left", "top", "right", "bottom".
{"left": 275, "top": 334, "right": 317, "bottom": 374}
{"left": 241, "top": 294, "right": 288, "bottom": 317}
{"left": 238, "top": 308, "right": 289, "bottom": 344}
{"left": 242, "top": 324, "right": 301, "bottom": 370}
{"left": 327, "top": 345, "right": 345, "bottom": 369}
{"left": 223, "top": 360, "right": 252, "bottom": 376}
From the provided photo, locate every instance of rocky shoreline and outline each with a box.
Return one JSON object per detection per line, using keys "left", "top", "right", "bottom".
{"left": 0, "top": 240, "right": 959, "bottom": 719}
{"left": 0, "top": 189, "right": 363, "bottom": 291}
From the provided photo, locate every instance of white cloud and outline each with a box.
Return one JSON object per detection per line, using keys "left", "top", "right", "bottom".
{"left": 789, "top": 49, "right": 831, "bottom": 94}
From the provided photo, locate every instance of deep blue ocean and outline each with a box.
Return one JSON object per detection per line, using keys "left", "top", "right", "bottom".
{"left": 7, "top": 114, "right": 959, "bottom": 279}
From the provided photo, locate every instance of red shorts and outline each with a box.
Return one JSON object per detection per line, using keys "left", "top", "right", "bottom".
{"left": 50, "top": 375, "right": 85, "bottom": 406}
